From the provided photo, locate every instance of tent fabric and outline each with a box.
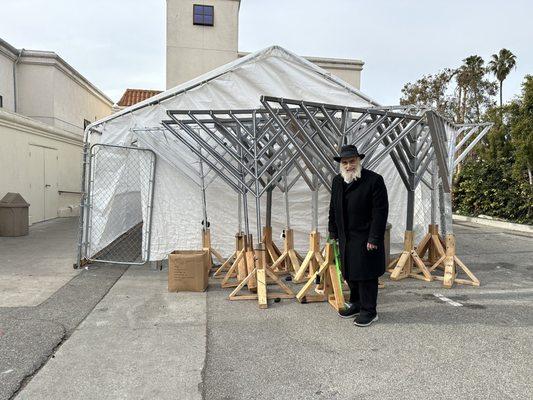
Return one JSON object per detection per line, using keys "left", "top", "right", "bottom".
{"left": 85, "top": 45, "right": 432, "bottom": 261}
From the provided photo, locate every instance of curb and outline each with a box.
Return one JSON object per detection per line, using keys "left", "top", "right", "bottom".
{"left": 453, "top": 214, "right": 533, "bottom": 234}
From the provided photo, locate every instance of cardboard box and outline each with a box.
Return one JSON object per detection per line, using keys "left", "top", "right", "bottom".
{"left": 168, "top": 249, "right": 210, "bottom": 292}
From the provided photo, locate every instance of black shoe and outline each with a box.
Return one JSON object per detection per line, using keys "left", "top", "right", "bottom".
{"left": 354, "top": 314, "right": 379, "bottom": 327}
{"left": 338, "top": 303, "right": 360, "bottom": 319}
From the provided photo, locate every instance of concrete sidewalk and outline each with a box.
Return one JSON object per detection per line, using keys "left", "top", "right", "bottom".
{"left": 0, "top": 218, "right": 129, "bottom": 400}
{"left": 0, "top": 218, "right": 79, "bottom": 307}
{"left": 15, "top": 266, "right": 207, "bottom": 400}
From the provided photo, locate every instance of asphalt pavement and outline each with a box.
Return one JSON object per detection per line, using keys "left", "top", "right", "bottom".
{"left": 1, "top": 219, "right": 532, "bottom": 400}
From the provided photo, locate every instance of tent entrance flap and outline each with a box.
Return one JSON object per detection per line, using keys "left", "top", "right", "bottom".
{"left": 83, "top": 144, "right": 156, "bottom": 265}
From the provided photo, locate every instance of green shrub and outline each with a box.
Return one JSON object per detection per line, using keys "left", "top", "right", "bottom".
{"left": 453, "top": 157, "right": 533, "bottom": 224}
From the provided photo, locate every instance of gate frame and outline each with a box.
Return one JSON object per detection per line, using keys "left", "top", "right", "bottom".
{"left": 76, "top": 141, "right": 156, "bottom": 268}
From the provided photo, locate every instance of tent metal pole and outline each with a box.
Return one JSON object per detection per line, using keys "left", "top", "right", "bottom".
{"left": 431, "top": 157, "right": 437, "bottom": 225}
{"left": 405, "top": 130, "right": 417, "bottom": 231}
{"left": 198, "top": 150, "right": 208, "bottom": 228}
{"left": 167, "top": 115, "right": 250, "bottom": 181}
{"left": 75, "top": 129, "right": 92, "bottom": 269}
{"left": 311, "top": 174, "right": 319, "bottom": 231}
{"left": 277, "top": 102, "right": 337, "bottom": 176}
{"left": 265, "top": 188, "right": 272, "bottom": 228}
{"left": 236, "top": 125, "right": 250, "bottom": 237}
{"left": 454, "top": 125, "right": 492, "bottom": 167}
{"left": 447, "top": 123, "right": 456, "bottom": 187}
{"left": 162, "top": 121, "right": 246, "bottom": 194}
{"left": 253, "top": 111, "right": 262, "bottom": 242}
{"left": 188, "top": 112, "right": 254, "bottom": 174}
{"left": 261, "top": 100, "right": 331, "bottom": 188}
{"left": 242, "top": 191, "right": 250, "bottom": 237}
{"left": 238, "top": 192, "right": 242, "bottom": 233}
{"left": 284, "top": 169, "right": 290, "bottom": 229}
{"left": 144, "top": 151, "right": 157, "bottom": 263}
{"left": 365, "top": 119, "right": 424, "bottom": 170}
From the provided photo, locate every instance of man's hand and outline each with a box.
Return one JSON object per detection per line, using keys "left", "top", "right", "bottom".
{"left": 367, "top": 242, "right": 378, "bottom": 251}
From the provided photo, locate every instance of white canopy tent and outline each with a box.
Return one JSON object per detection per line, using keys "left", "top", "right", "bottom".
{"left": 79, "top": 45, "right": 433, "bottom": 264}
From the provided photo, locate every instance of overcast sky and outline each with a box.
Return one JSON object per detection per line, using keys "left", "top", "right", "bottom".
{"left": 2, "top": 0, "right": 531, "bottom": 105}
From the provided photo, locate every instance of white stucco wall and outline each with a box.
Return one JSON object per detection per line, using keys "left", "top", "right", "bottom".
{"left": 0, "top": 40, "right": 111, "bottom": 225}
{"left": 15, "top": 54, "right": 113, "bottom": 136}
{"left": 52, "top": 64, "right": 113, "bottom": 134}
{"left": 0, "top": 45, "right": 16, "bottom": 112}
{"left": 16, "top": 63, "right": 55, "bottom": 124}
{"left": 166, "top": 0, "right": 240, "bottom": 88}
{"left": 0, "top": 109, "right": 83, "bottom": 224}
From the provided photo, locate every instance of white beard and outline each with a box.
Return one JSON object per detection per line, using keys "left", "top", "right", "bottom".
{"left": 340, "top": 162, "right": 362, "bottom": 184}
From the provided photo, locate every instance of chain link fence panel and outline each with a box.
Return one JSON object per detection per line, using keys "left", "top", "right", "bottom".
{"left": 83, "top": 144, "right": 155, "bottom": 265}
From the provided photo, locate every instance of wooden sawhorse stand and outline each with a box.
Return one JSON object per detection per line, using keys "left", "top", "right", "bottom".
{"left": 268, "top": 228, "right": 300, "bottom": 275}
{"left": 389, "top": 227, "right": 479, "bottom": 288}
{"left": 296, "top": 242, "right": 347, "bottom": 311}
{"left": 202, "top": 229, "right": 225, "bottom": 271}
{"left": 389, "top": 230, "right": 433, "bottom": 282}
{"left": 219, "top": 233, "right": 248, "bottom": 288}
{"left": 430, "top": 233, "right": 480, "bottom": 288}
{"left": 293, "top": 230, "right": 324, "bottom": 283}
{"left": 413, "top": 224, "right": 446, "bottom": 269}
{"left": 262, "top": 226, "right": 283, "bottom": 267}
{"left": 229, "top": 245, "right": 294, "bottom": 309}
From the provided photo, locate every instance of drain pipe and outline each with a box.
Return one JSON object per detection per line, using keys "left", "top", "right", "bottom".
{"left": 13, "top": 48, "right": 24, "bottom": 112}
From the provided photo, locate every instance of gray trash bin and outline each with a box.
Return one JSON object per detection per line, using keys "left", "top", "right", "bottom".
{"left": 0, "top": 193, "right": 30, "bottom": 237}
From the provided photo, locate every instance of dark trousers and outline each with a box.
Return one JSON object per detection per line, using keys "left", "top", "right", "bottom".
{"left": 347, "top": 278, "right": 378, "bottom": 317}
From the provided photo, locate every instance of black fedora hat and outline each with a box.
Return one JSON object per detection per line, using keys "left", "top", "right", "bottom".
{"left": 333, "top": 145, "right": 365, "bottom": 162}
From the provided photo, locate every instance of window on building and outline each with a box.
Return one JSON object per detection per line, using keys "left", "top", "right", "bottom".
{"left": 83, "top": 119, "right": 91, "bottom": 129}
{"left": 193, "top": 4, "right": 214, "bottom": 26}
{"left": 0, "top": 95, "right": 3, "bottom": 108}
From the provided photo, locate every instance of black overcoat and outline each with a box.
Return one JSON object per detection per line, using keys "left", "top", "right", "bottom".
{"left": 328, "top": 169, "right": 389, "bottom": 281}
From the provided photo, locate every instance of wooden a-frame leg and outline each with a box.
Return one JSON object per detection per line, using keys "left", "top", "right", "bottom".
{"left": 228, "top": 266, "right": 258, "bottom": 300}
{"left": 296, "top": 259, "right": 329, "bottom": 302}
{"left": 210, "top": 247, "right": 225, "bottom": 265}
{"left": 443, "top": 234, "right": 456, "bottom": 288}
{"left": 327, "top": 259, "right": 345, "bottom": 311}
{"left": 410, "top": 250, "right": 433, "bottom": 281}
{"left": 293, "top": 231, "right": 320, "bottom": 282}
{"left": 283, "top": 229, "right": 300, "bottom": 274}
{"left": 221, "top": 249, "right": 245, "bottom": 288}
{"left": 213, "top": 250, "right": 236, "bottom": 278}
{"left": 389, "top": 231, "right": 414, "bottom": 280}
{"left": 294, "top": 251, "right": 314, "bottom": 282}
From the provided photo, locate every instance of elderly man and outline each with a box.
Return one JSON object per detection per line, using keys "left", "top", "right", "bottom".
{"left": 328, "top": 145, "right": 389, "bottom": 327}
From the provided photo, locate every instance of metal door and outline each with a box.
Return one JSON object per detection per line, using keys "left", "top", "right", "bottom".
{"left": 44, "top": 148, "right": 59, "bottom": 220}
{"left": 28, "top": 145, "right": 45, "bottom": 224}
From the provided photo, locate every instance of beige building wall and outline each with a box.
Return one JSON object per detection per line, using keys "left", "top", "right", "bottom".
{"left": 16, "top": 63, "right": 55, "bottom": 122}
{"left": 15, "top": 50, "right": 113, "bottom": 135}
{"left": 0, "top": 109, "right": 83, "bottom": 224}
{"left": 0, "top": 38, "right": 113, "bottom": 225}
{"left": 166, "top": 1, "right": 364, "bottom": 90}
{"left": 166, "top": 0, "right": 240, "bottom": 88}
{"left": 306, "top": 56, "right": 363, "bottom": 90}
{"left": 0, "top": 40, "right": 16, "bottom": 112}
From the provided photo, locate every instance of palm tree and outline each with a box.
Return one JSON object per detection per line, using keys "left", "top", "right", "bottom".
{"left": 456, "top": 55, "right": 485, "bottom": 122}
{"left": 488, "top": 49, "right": 517, "bottom": 107}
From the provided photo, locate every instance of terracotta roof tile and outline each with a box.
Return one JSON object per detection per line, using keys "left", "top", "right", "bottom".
{"left": 117, "top": 89, "right": 162, "bottom": 107}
